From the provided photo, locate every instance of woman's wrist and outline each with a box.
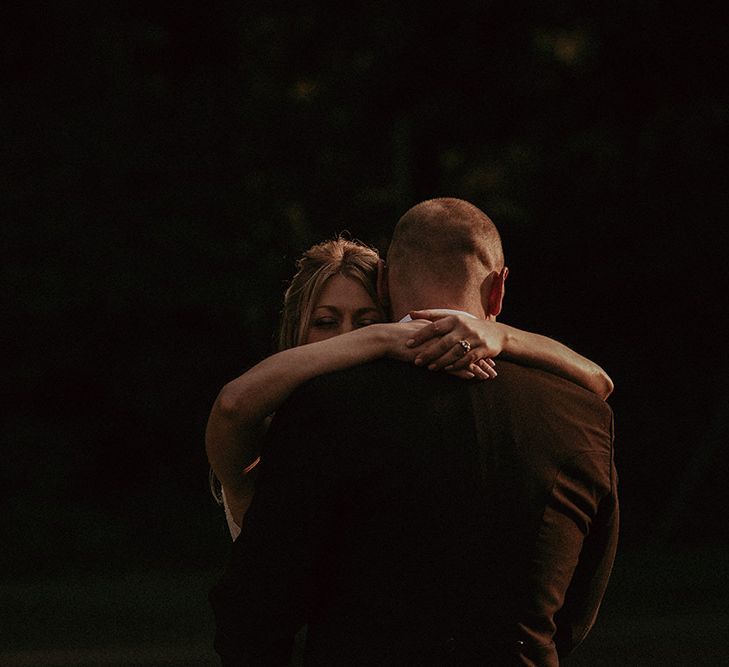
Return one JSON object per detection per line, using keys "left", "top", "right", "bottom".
{"left": 368, "top": 322, "right": 401, "bottom": 357}
{"left": 495, "top": 322, "right": 514, "bottom": 357}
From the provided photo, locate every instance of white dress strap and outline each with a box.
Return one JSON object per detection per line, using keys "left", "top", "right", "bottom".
{"left": 221, "top": 486, "right": 241, "bottom": 541}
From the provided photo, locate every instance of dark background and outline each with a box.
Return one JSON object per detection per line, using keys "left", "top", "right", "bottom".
{"left": 4, "top": 2, "right": 728, "bottom": 664}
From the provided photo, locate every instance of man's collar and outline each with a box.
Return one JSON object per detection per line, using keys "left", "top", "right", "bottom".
{"left": 398, "top": 309, "right": 478, "bottom": 323}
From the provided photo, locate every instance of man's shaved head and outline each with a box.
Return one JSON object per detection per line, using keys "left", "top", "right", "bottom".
{"left": 386, "top": 199, "right": 504, "bottom": 316}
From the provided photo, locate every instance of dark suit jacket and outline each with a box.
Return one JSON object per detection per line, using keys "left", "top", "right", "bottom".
{"left": 210, "top": 359, "right": 618, "bottom": 666}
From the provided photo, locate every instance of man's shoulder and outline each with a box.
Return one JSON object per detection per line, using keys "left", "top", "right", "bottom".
{"left": 275, "top": 360, "right": 470, "bottom": 441}
{"left": 482, "top": 360, "right": 614, "bottom": 428}
{"left": 302, "top": 359, "right": 419, "bottom": 394}
{"left": 265, "top": 361, "right": 426, "bottom": 466}
{"left": 495, "top": 359, "right": 609, "bottom": 401}
{"left": 273, "top": 360, "right": 415, "bottom": 421}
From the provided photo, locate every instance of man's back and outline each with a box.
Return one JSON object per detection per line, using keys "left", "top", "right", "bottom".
{"left": 211, "top": 359, "right": 617, "bottom": 666}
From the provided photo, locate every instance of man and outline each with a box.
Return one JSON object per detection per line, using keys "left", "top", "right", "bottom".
{"left": 210, "top": 198, "right": 618, "bottom": 666}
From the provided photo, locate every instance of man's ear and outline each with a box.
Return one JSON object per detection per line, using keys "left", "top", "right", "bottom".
{"left": 484, "top": 266, "right": 508, "bottom": 318}
{"left": 376, "top": 259, "right": 389, "bottom": 308}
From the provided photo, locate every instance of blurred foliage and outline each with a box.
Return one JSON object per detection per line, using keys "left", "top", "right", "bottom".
{"left": 3, "top": 2, "right": 728, "bottom": 568}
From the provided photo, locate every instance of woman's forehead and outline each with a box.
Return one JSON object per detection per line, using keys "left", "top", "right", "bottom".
{"left": 315, "top": 273, "right": 377, "bottom": 308}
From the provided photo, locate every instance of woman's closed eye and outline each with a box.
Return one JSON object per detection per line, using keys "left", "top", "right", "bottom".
{"left": 311, "top": 317, "right": 338, "bottom": 328}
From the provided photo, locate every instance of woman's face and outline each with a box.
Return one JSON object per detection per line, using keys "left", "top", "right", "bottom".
{"left": 304, "top": 273, "right": 384, "bottom": 344}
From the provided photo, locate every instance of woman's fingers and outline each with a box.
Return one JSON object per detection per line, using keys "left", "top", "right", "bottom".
{"left": 424, "top": 344, "right": 492, "bottom": 373}
{"left": 445, "top": 360, "right": 494, "bottom": 382}
{"left": 413, "top": 333, "right": 462, "bottom": 368}
{"left": 446, "top": 368, "right": 476, "bottom": 380}
{"left": 408, "top": 310, "right": 453, "bottom": 322}
{"left": 407, "top": 311, "right": 498, "bottom": 379}
{"left": 408, "top": 313, "right": 498, "bottom": 374}
{"left": 447, "top": 359, "right": 496, "bottom": 381}
{"left": 418, "top": 338, "right": 474, "bottom": 370}
{"left": 469, "top": 363, "right": 492, "bottom": 381}
{"left": 442, "top": 352, "right": 497, "bottom": 375}
{"left": 406, "top": 315, "right": 456, "bottom": 348}
{"left": 477, "top": 358, "right": 497, "bottom": 378}
{"left": 444, "top": 347, "right": 483, "bottom": 372}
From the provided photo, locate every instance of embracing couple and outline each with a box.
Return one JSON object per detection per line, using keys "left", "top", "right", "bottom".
{"left": 206, "top": 198, "right": 618, "bottom": 666}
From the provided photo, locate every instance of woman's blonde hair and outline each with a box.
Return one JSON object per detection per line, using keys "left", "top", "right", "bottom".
{"left": 277, "top": 236, "right": 382, "bottom": 350}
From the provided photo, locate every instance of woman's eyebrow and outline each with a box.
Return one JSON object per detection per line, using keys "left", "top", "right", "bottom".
{"left": 312, "top": 306, "right": 379, "bottom": 316}
{"left": 312, "top": 305, "right": 341, "bottom": 313}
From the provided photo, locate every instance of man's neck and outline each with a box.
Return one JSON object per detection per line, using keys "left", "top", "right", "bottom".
{"left": 398, "top": 308, "right": 479, "bottom": 323}
{"left": 390, "top": 299, "right": 487, "bottom": 323}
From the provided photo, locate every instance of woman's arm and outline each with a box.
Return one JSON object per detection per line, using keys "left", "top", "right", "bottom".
{"left": 406, "top": 310, "right": 614, "bottom": 399}
{"left": 493, "top": 323, "right": 613, "bottom": 398}
{"left": 207, "top": 321, "right": 442, "bottom": 528}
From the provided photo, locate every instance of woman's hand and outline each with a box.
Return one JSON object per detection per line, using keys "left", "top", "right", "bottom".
{"left": 405, "top": 310, "right": 505, "bottom": 378}
{"left": 381, "top": 321, "right": 431, "bottom": 363}
{"left": 382, "top": 320, "right": 493, "bottom": 380}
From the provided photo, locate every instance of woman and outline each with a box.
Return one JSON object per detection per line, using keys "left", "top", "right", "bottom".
{"left": 206, "top": 237, "right": 613, "bottom": 539}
